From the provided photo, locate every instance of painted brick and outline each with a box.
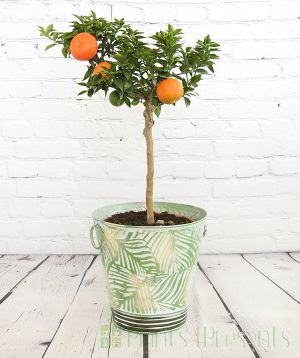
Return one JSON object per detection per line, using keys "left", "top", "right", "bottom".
{"left": 156, "top": 180, "right": 211, "bottom": 198}
{"left": 9, "top": 199, "right": 40, "bottom": 218}
{"left": 236, "top": 159, "right": 267, "bottom": 178}
{"left": 205, "top": 160, "right": 235, "bottom": 179}
{"left": 41, "top": 200, "right": 73, "bottom": 217}
{"left": 6, "top": 41, "right": 35, "bottom": 59}
{"left": 213, "top": 179, "right": 276, "bottom": 198}
{"left": 16, "top": 180, "right": 76, "bottom": 198}
{"left": 8, "top": 160, "right": 38, "bottom": 178}
{"left": 228, "top": 121, "right": 261, "bottom": 138}
{"left": 39, "top": 160, "right": 73, "bottom": 178}
{"left": 112, "top": 5, "right": 144, "bottom": 22}
{"left": 0, "top": 0, "right": 299, "bottom": 254}
{"left": 9, "top": 81, "right": 42, "bottom": 98}
{"left": 75, "top": 161, "right": 107, "bottom": 179}
{"left": 176, "top": 6, "right": 207, "bottom": 23}
{"left": 0, "top": 180, "right": 16, "bottom": 197}
{"left": 147, "top": 5, "right": 177, "bottom": 23}
{"left": 0, "top": 140, "right": 14, "bottom": 158}
{"left": 269, "top": 158, "right": 300, "bottom": 176}
{"left": 2, "top": 120, "right": 33, "bottom": 138}
{"left": 33, "top": 121, "right": 66, "bottom": 138}
{"left": 15, "top": 140, "right": 81, "bottom": 159}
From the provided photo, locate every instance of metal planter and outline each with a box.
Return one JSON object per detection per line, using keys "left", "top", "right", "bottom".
{"left": 90, "top": 201, "right": 207, "bottom": 334}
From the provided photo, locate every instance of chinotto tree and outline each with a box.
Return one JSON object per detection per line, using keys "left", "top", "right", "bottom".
{"left": 39, "top": 13, "right": 219, "bottom": 225}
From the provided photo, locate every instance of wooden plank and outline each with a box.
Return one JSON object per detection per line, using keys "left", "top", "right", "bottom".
{"left": 0, "top": 255, "right": 93, "bottom": 358}
{"left": 89, "top": 264, "right": 144, "bottom": 358}
{"left": 199, "top": 254, "right": 300, "bottom": 358}
{"left": 43, "top": 256, "right": 143, "bottom": 358}
{"left": 148, "top": 266, "right": 256, "bottom": 358}
{"left": 0, "top": 255, "right": 48, "bottom": 302}
{"left": 289, "top": 252, "right": 300, "bottom": 263}
{"left": 244, "top": 253, "right": 300, "bottom": 303}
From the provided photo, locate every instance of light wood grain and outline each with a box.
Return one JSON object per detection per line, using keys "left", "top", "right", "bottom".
{"left": 0, "top": 255, "right": 48, "bottom": 301}
{"left": 0, "top": 255, "right": 93, "bottom": 358}
{"left": 1, "top": 253, "right": 300, "bottom": 358}
{"left": 289, "top": 252, "right": 300, "bottom": 263}
{"left": 244, "top": 253, "right": 300, "bottom": 303}
{"left": 43, "top": 256, "right": 143, "bottom": 358}
{"left": 200, "top": 254, "right": 300, "bottom": 358}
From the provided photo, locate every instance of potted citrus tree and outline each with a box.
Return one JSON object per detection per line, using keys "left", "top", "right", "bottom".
{"left": 40, "top": 13, "right": 219, "bottom": 333}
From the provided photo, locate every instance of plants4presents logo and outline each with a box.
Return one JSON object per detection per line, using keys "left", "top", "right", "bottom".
{"left": 99, "top": 323, "right": 290, "bottom": 353}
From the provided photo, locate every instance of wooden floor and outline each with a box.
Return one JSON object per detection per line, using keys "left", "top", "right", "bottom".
{"left": 0, "top": 253, "right": 300, "bottom": 358}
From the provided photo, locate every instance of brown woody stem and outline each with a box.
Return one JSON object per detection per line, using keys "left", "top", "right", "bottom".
{"left": 143, "top": 102, "right": 155, "bottom": 225}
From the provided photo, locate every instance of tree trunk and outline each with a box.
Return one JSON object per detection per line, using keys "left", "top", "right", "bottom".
{"left": 143, "top": 103, "right": 155, "bottom": 224}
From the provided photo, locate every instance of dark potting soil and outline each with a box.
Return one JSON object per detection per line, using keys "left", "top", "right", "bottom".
{"left": 105, "top": 210, "right": 193, "bottom": 226}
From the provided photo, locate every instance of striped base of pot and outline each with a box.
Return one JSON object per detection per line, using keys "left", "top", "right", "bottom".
{"left": 111, "top": 307, "right": 188, "bottom": 334}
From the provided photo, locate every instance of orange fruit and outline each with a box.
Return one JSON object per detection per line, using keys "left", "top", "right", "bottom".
{"left": 93, "top": 61, "right": 112, "bottom": 78}
{"left": 70, "top": 32, "right": 98, "bottom": 61}
{"left": 156, "top": 78, "right": 184, "bottom": 104}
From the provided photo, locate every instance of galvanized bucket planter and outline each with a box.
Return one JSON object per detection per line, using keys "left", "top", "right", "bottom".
{"left": 90, "top": 202, "right": 207, "bottom": 334}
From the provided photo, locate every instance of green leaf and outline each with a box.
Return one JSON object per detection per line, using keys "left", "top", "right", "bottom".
{"left": 46, "top": 24, "right": 54, "bottom": 33}
{"left": 83, "top": 67, "right": 93, "bottom": 81}
{"left": 154, "top": 106, "right": 161, "bottom": 118}
{"left": 124, "top": 80, "right": 131, "bottom": 90}
{"left": 208, "top": 64, "right": 214, "bottom": 73}
{"left": 168, "top": 24, "right": 174, "bottom": 33}
{"left": 87, "top": 89, "right": 94, "bottom": 97}
{"left": 38, "top": 26, "right": 46, "bottom": 37}
{"left": 196, "top": 68, "right": 208, "bottom": 75}
{"left": 191, "top": 74, "right": 201, "bottom": 85}
{"left": 45, "top": 43, "right": 57, "bottom": 51}
{"left": 78, "top": 90, "right": 87, "bottom": 96}
{"left": 123, "top": 70, "right": 131, "bottom": 80}
{"left": 184, "top": 97, "right": 191, "bottom": 107}
{"left": 124, "top": 97, "right": 131, "bottom": 107}
{"left": 114, "top": 78, "right": 124, "bottom": 91}
{"left": 61, "top": 46, "right": 68, "bottom": 58}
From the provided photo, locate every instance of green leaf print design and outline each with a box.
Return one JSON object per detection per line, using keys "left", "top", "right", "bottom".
{"left": 106, "top": 264, "right": 158, "bottom": 314}
{"left": 142, "top": 226, "right": 200, "bottom": 274}
{"left": 102, "top": 226, "right": 159, "bottom": 274}
{"left": 106, "top": 263, "right": 194, "bottom": 314}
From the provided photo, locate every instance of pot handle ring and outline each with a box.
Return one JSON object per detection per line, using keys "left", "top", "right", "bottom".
{"left": 90, "top": 224, "right": 103, "bottom": 252}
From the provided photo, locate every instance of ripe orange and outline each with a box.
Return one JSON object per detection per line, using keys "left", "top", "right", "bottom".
{"left": 156, "top": 78, "right": 184, "bottom": 104}
{"left": 70, "top": 32, "right": 98, "bottom": 61}
{"left": 93, "top": 61, "right": 112, "bottom": 78}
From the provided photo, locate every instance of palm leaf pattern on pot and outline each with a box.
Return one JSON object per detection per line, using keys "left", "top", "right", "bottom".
{"left": 142, "top": 226, "right": 200, "bottom": 273}
{"left": 102, "top": 226, "right": 158, "bottom": 274}
{"left": 106, "top": 263, "right": 158, "bottom": 314}
{"left": 152, "top": 268, "right": 194, "bottom": 311}
{"left": 106, "top": 263, "right": 194, "bottom": 314}
{"left": 100, "top": 220, "right": 205, "bottom": 315}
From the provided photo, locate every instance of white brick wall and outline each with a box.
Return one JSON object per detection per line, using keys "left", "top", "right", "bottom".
{"left": 0, "top": 0, "right": 300, "bottom": 254}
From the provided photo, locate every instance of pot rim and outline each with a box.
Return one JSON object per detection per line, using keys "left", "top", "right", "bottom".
{"left": 92, "top": 201, "right": 207, "bottom": 230}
